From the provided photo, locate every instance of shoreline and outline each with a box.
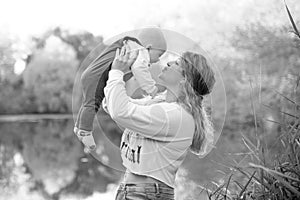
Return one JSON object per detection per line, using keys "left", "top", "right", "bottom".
{"left": 0, "top": 114, "right": 75, "bottom": 122}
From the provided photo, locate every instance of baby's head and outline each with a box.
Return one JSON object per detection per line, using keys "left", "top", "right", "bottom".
{"left": 138, "top": 27, "right": 167, "bottom": 63}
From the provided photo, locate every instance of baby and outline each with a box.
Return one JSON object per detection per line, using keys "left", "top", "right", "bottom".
{"left": 74, "top": 28, "right": 167, "bottom": 152}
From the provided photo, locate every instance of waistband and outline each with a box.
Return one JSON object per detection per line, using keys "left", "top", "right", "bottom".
{"left": 118, "top": 182, "right": 174, "bottom": 195}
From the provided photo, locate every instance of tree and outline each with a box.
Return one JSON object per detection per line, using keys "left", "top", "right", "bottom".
{"left": 23, "top": 36, "right": 78, "bottom": 113}
{"left": 216, "top": 22, "right": 300, "bottom": 158}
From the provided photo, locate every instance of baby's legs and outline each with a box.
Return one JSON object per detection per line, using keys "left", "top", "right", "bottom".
{"left": 74, "top": 38, "right": 127, "bottom": 151}
{"left": 75, "top": 104, "right": 83, "bottom": 130}
{"left": 74, "top": 68, "right": 100, "bottom": 150}
{"left": 78, "top": 67, "right": 100, "bottom": 131}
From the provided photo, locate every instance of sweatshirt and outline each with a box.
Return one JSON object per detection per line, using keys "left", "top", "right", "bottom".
{"left": 102, "top": 69, "right": 195, "bottom": 188}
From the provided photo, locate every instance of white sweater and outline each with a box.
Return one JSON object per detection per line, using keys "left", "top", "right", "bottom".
{"left": 127, "top": 40, "right": 157, "bottom": 95}
{"left": 102, "top": 69, "right": 195, "bottom": 188}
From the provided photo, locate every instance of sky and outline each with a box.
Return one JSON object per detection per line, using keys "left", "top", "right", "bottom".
{"left": 1, "top": 0, "right": 299, "bottom": 42}
{"left": 0, "top": 0, "right": 299, "bottom": 74}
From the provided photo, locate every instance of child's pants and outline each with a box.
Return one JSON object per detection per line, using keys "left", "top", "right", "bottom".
{"left": 75, "top": 36, "right": 142, "bottom": 131}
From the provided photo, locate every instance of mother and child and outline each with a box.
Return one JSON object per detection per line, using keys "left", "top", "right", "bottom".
{"left": 74, "top": 27, "right": 216, "bottom": 200}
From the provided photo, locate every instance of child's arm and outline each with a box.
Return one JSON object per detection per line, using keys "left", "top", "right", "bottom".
{"left": 130, "top": 53, "right": 158, "bottom": 97}
{"left": 126, "top": 40, "right": 158, "bottom": 97}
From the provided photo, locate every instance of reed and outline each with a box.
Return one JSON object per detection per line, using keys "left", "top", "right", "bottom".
{"left": 205, "top": 2, "right": 300, "bottom": 199}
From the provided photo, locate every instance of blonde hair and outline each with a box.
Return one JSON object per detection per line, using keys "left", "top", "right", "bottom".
{"left": 177, "top": 52, "right": 216, "bottom": 157}
{"left": 141, "top": 51, "right": 216, "bottom": 157}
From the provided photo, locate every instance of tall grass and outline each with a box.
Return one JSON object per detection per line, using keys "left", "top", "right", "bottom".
{"left": 205, "top": 2, "right": 300, "bottom": 200}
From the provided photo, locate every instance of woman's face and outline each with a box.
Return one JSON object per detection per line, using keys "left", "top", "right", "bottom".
{"left": 158, "top": 58, "right": 185, "bottom": 87}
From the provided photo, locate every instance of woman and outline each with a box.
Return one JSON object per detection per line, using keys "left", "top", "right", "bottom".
{"left": 103, "top": 43, "right": 216, "bottom": 200}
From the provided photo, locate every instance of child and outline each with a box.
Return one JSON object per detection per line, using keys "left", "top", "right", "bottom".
{"left": 74, "top": 28, "right": 167, "bottom": 152}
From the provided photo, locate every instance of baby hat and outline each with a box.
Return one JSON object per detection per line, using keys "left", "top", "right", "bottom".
{"left": 137, "top": 27, "right": 167, "bottom": 52}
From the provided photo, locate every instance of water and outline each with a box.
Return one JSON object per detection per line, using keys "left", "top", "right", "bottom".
{"left": 0, "top": 115, "right": 238, "bottom": 200}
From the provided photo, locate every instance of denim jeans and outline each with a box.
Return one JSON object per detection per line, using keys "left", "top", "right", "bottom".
{"left": 115, "top": 182, "right": 175, "bottom": 200}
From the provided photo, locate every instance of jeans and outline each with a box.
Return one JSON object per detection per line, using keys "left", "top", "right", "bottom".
{"left": 115, "top": 182, "right": 175, "bottom": 200}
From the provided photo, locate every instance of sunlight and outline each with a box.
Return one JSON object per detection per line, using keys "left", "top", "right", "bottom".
{"left": 14, "top": 59, "right": 26, "bottom": 75}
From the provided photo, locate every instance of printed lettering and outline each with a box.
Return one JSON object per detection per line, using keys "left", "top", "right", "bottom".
{"left": 125, "top": 145, "right": 129, "bottom": 158}
{"left": 131, "top": 149, "right": 135, "bottom": 163}
{"left": 121, "top": 135, "right": 142, "bottom": 164}
{"left": 137, "top": 145, "right": 142, "bottom": 164}
{"left": 121, "top": 141, "right": 125, "bottom": 150}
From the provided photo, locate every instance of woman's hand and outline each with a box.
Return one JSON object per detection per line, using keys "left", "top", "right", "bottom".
{"left": 111, "top": 41, "right": 139, "bottom": 73}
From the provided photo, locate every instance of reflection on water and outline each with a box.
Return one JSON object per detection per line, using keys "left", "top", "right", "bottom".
{"left": 0, "top": 115, "right": 242, "bottom": 200}
{"left": 0, "top": 118, "right": 123, "bottom": 200}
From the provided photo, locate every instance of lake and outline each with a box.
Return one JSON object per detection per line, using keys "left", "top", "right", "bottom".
{"left": 0, "top": 114, "right": 240, "bottom": 200}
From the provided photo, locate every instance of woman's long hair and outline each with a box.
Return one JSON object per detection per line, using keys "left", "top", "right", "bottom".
{"left": 177, "top": 52, "right": 216, "bottom": 157}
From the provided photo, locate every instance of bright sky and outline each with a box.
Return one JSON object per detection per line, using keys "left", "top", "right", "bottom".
{"left": 0, "top": 0, "right": 296, "bottom": 119}
{"left": 1, "top": 0, "right": 299, "bottom": 75}
{"left": 2, "top": 0, "right": 298, "bottom": 42}
{"left": 1, "top": 0, "right": 187, "bottom": 39}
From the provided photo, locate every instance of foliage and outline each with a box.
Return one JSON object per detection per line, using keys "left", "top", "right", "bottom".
{"left": 0, "top": 75, "right": 37, "bottom": 114}
{"left": 23, "top": 36, "right": 78, "bottom": 113}
{"left": 205, "top": 86, "right": 300, "bottom": 199}
{"left": 203, "top": 3, "right": 300, "bottom": 199}
{"left": 0, "top": 28, "right": 105, "bottom": 114}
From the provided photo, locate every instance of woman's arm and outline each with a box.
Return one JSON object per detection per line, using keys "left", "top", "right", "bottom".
{"left": 102, "top": 94, "right": 151, "bottom": 113}
{"left": 103, "top": 43, "right": 194, "bottom": 141}
{"left": 103, "top": 69, "right": 185, "bottom": 141}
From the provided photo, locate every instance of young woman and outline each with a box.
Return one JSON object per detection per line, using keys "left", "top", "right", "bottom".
{"left": 103, "top": 43, "right": 216, "bottom": 200}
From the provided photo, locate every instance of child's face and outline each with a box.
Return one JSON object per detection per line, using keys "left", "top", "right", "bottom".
{"left": 148, "top": 49, "right": 165, "bottom": 63}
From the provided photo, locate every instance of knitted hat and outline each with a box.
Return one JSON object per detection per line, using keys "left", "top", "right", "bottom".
{"left": 137, "top": 28, "right": 167, "bottom": 52}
